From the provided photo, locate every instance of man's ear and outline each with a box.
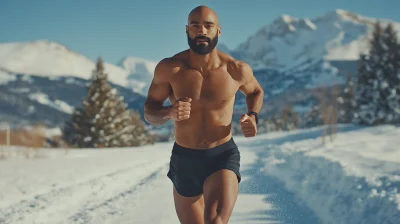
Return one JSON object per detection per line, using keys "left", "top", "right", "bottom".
{"left": 186, "top": 25, "right": 189, "bottom": 34}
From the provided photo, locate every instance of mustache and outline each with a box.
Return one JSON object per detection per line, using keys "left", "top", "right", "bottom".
{"left": 194, "top": 36, "right": 211, "bottom": 42}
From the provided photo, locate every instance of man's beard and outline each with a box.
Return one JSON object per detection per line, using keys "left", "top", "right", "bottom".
{"left": 187, "top": 34, "right": 218, "bottom": 55}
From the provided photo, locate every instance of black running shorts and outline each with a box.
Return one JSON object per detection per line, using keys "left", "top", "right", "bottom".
{"left": 167, "top": 137, "right": 241, "bottom": 197}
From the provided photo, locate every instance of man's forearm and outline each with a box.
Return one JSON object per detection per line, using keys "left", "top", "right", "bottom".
{"left": 246, "top": 88, "right": 264, "bottom": 114}
{"left": 144, "top": 101, "right": 171, "bottom": 125}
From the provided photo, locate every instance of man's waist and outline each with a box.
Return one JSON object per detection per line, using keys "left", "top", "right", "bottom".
{"left": 172, "top": 137, "right": 237, "bottom": 157}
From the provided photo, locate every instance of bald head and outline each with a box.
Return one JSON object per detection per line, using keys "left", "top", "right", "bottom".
{"left": 186, "top": 5, "right": 220, "bottom": 55}
{"left": 188, "top": 5, "right": 219, "bottom": 26}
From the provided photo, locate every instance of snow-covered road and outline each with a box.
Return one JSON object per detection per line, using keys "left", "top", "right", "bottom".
{"left": 111, "top": 148, "right": 320, "bottom": 224}
{"left": 0, "top": 138, "right": 319, "bottom": 224}
{"left": 1, "top": 124, "right": 399, "bottom": 223}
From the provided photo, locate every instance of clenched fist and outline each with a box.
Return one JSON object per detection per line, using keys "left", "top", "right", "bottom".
{"left": 240, "top": 113, "right": 257, "bottom": 137}
{"left": 169, "top": 97, "right": 192, "bottom": 121}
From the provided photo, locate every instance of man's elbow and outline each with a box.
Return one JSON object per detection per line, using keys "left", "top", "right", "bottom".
{"left": 143, "top": 113, "right": 151, "bottom": 124}
{"left": 143, "top": 107, "right": 155, "bottom": 125}
{"left": 143, "top": 102, "right": 152, "bottom": 124}
{"left": 143, "top": 113, "right": 157, "bottom": 126}
{"left": 254, "top": 85, "right": 264, "bottom": 97}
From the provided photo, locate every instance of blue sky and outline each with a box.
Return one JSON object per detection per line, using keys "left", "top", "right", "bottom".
{"left": 1, "top": 0, "right": 399, "bottom": 64}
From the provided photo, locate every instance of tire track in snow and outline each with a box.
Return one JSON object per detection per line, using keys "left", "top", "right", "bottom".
{"left": 67, "top": 164, "right": 169, "bottom": 224}
{"left": 0, "top": 161, "right": 164, "bottom": 224}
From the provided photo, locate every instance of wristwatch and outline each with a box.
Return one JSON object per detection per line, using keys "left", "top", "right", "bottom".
{"left": 247, "top": 111, "right": 258, "bottom": 124}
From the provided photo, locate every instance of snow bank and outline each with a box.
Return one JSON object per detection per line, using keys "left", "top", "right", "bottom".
{"left": 0, "top": 69, "right": 17, "bottom": 85}
{"left": 256, "top": 124, "right": 400, "bottom": 224}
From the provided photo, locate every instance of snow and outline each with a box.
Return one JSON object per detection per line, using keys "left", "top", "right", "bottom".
{"left": 0, "top": 141, "right": 293, "bottom": 224}
{"left": 302, "top": 19, "right": 317, "bottom": 30}
{"left": 0, "top": 40, "right": 158, "bottom": 95}
{"left": 234, "top": 9, "right": 400, "bottom": 69}
{"left": 119, "top": 56, "right": 156, "bottom": 76}
{"left": 251, "top": 124, "right": 400, "bottom": 224}
{"left": 0, "top": 124, "right": 399, "bottom": 223}
{"left": 0, "top": 69, "right": 17, "bottom": 85}
{"left": 281, "top": 14, "right": 295, "bottom": 24}
{"left": 305, "top": 61, "right": 342, "bottom": 88}
{"left": 0, "top": 40, "right": 127, "bottom": 87}
{"left": 118, "top": 56, "right": 157, "bottom": 95}
{"left": 324, "top": 35, "right": 371, "bottom": 60}
{"left": 28, "top": 92, "right": 74, "bottom": 114}
{"left": 44, "top": 128, "right": 62, "bottom": 138}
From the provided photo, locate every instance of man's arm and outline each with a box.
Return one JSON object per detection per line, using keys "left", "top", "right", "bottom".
{"left": 236, "top": 61, "right": 264, "bottom": 116}
{"left": 143, "top": 59, "right": 173, "bottom": 125}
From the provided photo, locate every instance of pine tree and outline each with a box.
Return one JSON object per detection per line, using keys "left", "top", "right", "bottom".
{"left": 381, "top": 23, "right": 400, "bottom": 124}
{"left": 355, "top": 21, "right": 387, "bottom": 125}
{"left": 355, "top": 22, "right": 400, "bottom": 125}
{"left": 303, "top": 104, "right": 323, "bottom": 128}
{"left": 62, "top": 58, "right": 154, "bottom": 148}
{"left": 337, "top": 73, "right": 357, "bottom": 123}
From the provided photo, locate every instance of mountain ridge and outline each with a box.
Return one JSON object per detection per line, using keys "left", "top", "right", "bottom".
{"left": 231, "top": 8, "right": 400, "bottom": 70}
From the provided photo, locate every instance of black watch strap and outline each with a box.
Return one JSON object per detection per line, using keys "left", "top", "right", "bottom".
{"left": 247, "top": 111, "right": 258, "bottom": 124}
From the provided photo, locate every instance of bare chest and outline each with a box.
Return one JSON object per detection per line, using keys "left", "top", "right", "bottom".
{"left": 170, "top": 70, "right": 238, "bottom": 106}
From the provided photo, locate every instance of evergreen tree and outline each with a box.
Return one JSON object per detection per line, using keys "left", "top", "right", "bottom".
{"left": 381, "top": 23, "right": 400, "bottom": 124}
{"left": 337, "top": 73, "right": 357, "bottom": 123}
{"left": 355, "top": 21, "right": 387, "bottom": 125}
{"left": 63, "top": 58, "right": 154, "bottom": 148}
{"left": 303, "top": 104, "right": 323, "bottom": 128}
{"left": 355, "top": 22, "right": 400, "bottom": 125}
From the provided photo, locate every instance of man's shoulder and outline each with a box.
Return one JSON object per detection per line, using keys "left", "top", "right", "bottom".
{"left": 154, "top": 51, "right": 188, "bottom": 76}
{"left": 158, "top": 50, "right": 188, "bottom": 66}
{"left": 225, "top": 57, "right": 252, "bottom": 76}
{"left": 156, "top": 56, "right": 182, "bottom": 68}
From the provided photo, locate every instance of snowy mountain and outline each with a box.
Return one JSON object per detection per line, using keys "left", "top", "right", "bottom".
{"left": 117, "top": 56, "right": 157, "bottom": 95}
{"left": 0, "top": 40, "right": 156, "bottom": 95}
{"left": 0, "top": 40, "right": 156, "bottom": 128}
{"left": 232, "top": 9, "right": 400, "bottom": 69}
{"left": 230, "top": 9, "right": 400, "bottom": 114}
{"left": 0, "top": 68, "right": 146, "bottom": 128}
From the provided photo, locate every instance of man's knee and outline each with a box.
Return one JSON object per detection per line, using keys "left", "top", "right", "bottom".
{"left": 204, "top": 208, "right": 229, "bottom": 224}
{"left": 204, "top": 214, "right": 226, "bottom": 224}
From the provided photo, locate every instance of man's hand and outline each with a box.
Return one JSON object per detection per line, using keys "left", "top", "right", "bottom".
{"left": 240, "top": 113, "right": 257, "bottom": 137}
{"left": 169, "top": 97, "right": 192, "bottom": 121}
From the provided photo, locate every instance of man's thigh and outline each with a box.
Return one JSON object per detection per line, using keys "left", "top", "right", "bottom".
{"left": 203, "top": 169, "right": 239, "bottom": 223}
{"left": 173, "top": 187, "right": 205, "bottom": 224}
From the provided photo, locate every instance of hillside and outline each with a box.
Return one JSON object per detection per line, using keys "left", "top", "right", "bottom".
{"left": 0, "top": 68, "right": 146, "bottom": 128}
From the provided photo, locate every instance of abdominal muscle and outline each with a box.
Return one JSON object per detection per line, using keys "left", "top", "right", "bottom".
{"left": 173, "top": 105, "right": 234, "bottom": 149}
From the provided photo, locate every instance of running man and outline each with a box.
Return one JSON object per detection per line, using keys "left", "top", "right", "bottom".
{"left": 144, "top": 5, "right": 264, "bottom": 224}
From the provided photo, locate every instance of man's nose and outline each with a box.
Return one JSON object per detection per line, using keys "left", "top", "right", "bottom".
{"left": 198, "top": 25, "right": 207, "bottom": 35}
